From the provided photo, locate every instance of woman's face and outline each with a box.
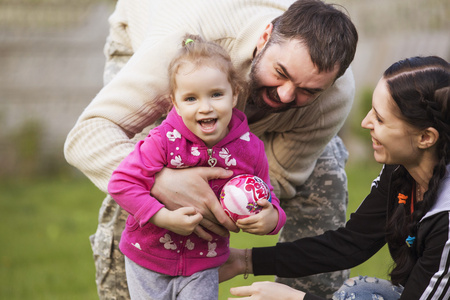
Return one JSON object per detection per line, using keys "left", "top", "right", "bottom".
{"left": 361, "top": 78, "right": 422, "bottom": 167}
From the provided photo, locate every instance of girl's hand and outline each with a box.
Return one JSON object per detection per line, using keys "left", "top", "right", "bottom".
{"left": 150, "top": 207, "right": 203, "bottom": 236}
{"left": 236, "top": 199, "right": 278, "bottom": 235}
{"left": 229, "top": 281, "right": 306, "bottom": 300}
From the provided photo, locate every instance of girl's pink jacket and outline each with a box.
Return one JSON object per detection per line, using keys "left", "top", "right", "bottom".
{"left": 108, "top": 108, "right": 285, "bottom": 276}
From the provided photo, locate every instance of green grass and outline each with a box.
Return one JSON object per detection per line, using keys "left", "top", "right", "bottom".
{"left": 0, "top": 177, "right": 103, "bottom": 300}
{"left": 0, "top": 161, "right": 393, "bottom": 299}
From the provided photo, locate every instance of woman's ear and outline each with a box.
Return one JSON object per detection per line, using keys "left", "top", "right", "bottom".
{"left": 418, "top": 127, "right": 439, "bottom": 149}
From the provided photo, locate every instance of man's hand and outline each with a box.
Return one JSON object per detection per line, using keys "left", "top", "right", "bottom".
{"left": 152, "top": 167, "right": 238, "bottom": 240}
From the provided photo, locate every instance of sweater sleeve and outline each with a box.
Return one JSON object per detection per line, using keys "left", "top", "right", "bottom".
{"left": 107, "top": 129, "right": 166, "bottom": 226}
{"left": 252, "top": 165, "right": 393, "bottom": 277}
{"left": 64, "top": 31, "right": 185, "bottom": 193}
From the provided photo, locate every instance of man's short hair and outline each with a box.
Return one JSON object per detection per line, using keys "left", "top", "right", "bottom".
{"left": 271, "top": 0, "right": 358, "bottom": 79}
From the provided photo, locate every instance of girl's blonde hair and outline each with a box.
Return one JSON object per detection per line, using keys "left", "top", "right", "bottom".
{"left": 168, "top": 34, "right": 245, "bottom": 99}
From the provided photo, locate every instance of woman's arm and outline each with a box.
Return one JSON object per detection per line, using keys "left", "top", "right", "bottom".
{"left": 252, "top": 165, "right": 394, "bottom": 278}
{"left": 220, "top": 165, "right": 395, "bottom": 280}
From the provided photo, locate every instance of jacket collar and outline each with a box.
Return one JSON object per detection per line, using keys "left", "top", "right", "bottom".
{"left": 164, "top": 107, "right": 250, "bottom": 147}
{"left": 421, "top": 164, "right": 450, "bottom": 221}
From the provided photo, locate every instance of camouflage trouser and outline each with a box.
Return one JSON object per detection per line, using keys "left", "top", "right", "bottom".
{"left": 90, "top": 195, "right": 130, "bottom": 300}
{"left": 276, "top": 135, "right": 350, "bottom": 298}
{"left": 89, "top": 35, "right": 136, "bottom": 300}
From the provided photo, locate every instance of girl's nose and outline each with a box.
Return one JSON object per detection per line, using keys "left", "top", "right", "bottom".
{"left": 199, "top": 99, "right": 213, "bottom": 113}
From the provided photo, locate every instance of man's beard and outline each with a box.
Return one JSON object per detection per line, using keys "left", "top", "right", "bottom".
{"left": 247, "top": 50, "right": 297, "bottom": 114}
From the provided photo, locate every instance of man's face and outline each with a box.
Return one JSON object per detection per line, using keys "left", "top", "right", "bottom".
{"left": 248, "top": 29, "right": 339, "bottom": 113}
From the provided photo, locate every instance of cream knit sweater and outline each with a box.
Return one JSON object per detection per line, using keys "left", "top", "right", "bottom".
{"left": 64, "top": 0, "right": 355, "bottom": 199}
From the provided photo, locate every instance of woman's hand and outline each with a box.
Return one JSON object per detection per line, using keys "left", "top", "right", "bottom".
{"left": 151, "top": 167, "right": 238, "bottom": 240}
{"left": 229, "top": 281, "right": 306, "bottom": 300}
{"left": 219, "top": 248, "right": 249, "bottom": 282}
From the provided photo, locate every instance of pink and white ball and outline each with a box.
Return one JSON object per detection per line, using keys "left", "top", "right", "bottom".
{"left": 220, "top": 174, "right": 272, "bottom": 222}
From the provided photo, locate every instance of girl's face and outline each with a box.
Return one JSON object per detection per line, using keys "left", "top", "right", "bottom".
{"left": 172, "top": 63, "right": 237, "bottom": 148}
{"left": 361, "top": 78, "right": 422, "bottom": 167}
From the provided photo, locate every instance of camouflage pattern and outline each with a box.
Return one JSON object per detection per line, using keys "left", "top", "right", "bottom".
{"left": 87, "top": 40, "right": 135, "bottom": 300}
{"left": 90, "top": 195, "right": 130, "bottom": 300}
{"left": 102, "top": 37, "right": 134, "bottom": 86}
{"left": 276, "top": 135, "right": 350, "bottom": 298}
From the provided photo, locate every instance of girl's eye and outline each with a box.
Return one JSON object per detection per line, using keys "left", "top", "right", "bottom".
{"left": 212, "top": 92, "right": 223, "bottom": 98}
{"left": 185, "top": 97, "right": 196, "bottom": 102}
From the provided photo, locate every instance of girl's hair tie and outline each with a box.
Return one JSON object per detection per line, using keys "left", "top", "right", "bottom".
{"left": 185, "top": 38, "right": 194, "bottom": 45}
{"left": 398, "top": 193, "right": 408, "bottom": 205}
{"left": 405, "top": 235, "right": 416, "bottom": 247}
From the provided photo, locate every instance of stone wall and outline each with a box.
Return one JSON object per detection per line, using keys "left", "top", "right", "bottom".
{"left": 0, "top": 1, "right": 114, "bottom": 175}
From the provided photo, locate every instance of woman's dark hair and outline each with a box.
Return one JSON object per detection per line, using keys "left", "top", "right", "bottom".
{"left": 384, "top": 56, "right": 450, "bottom": 286}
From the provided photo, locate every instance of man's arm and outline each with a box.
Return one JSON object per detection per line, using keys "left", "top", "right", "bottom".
{"left": 64, "top": 32, "right": 183, "bottom": 193}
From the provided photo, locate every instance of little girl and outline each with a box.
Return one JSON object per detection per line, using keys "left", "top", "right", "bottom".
{"left": 108, "top": 34, "right": 286, "bottom": 300}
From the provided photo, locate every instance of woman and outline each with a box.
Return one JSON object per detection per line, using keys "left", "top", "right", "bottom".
{"left": 219, "top": 56, "right": 450, "bottom": 300}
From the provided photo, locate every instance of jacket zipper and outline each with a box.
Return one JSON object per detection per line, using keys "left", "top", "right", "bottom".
{"left": 177, "top": 236, "right": 187, "bottom": 276}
